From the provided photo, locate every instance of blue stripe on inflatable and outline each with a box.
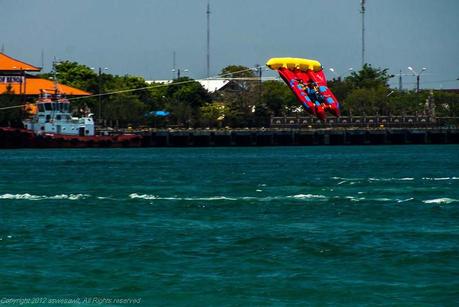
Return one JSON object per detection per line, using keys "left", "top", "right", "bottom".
{"left": 327, "top": 97, "right": 334, "bottom": 104}
{"left": 319, "top": 86, "right": 327, "bottom": 93}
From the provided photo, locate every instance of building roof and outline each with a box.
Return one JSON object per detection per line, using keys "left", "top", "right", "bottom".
{"left": 197, "top": 79, "right": 230, "bottom": 92}
{"left": 0, "top": 78, "right": 91, "bottom": 96}
{"left": 0, "top": 52, "right": 41, "bottom": 72}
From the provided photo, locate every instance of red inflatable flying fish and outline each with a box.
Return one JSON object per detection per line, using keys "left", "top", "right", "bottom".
{"left": 266, "top": 57, "right": 340, "bottom": 120}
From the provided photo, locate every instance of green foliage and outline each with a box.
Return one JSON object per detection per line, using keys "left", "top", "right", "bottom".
{"left": 161, "top": 77, "right": 211, "bottom": 127}
{"left": 220, "top": 65, "right": 255, "bottom": 78}
{"left": 431, "top": 90, "right": 459, "bottom": 117}
{"left": 103, "top": 93, "right": 147, "bottom": 126}
{"left": 200, "top": 102, "right": 225, "bottom": 127}
{"left": 346, "top": 64, "right": 392, "bottom": 89}
{"left": 166, "top": 77, "right": 211, "bottom": 108}
{"left": 166, "top": 98, "right": 193, "bottom": 127}
{"left": 217, "top": 65, "right": 263, "bottom": 127}
{"left": 39, "top": 60, "right": 98, "bottom": 91}
{"left": 0, "top": 94, "right": 23, "bottom": 127}
{"left": 261, "top": 80, "right": 297, "bottom": 116}
{"left": 147, "top": 82, "right": 169, "bottom": 110}
{"left": 6, "top": 59, "right": 454, "bottom": 129}
{"left": 386, "top": 91, "right": 428, "bottom": 115}
{"left": 328, "top": 78, "right": 354, "bottom": 102}
{"left": 344, "top": 86, "right": 392, "bottom": 116}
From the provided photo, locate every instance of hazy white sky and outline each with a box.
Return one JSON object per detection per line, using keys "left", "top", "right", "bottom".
{"left": 1, "top": 0, "right": 458, "bottom": 89}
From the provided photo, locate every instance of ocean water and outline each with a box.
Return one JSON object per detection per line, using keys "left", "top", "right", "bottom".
{"left": 0, "top": 146, "right": 458, "bottom": 306}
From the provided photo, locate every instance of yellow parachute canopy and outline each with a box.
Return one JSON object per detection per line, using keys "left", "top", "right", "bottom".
{"left": 266, "top": 57, "right": 322, "bottom": 72}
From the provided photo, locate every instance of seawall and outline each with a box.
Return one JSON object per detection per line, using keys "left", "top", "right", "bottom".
{"left": 139, "top": 128, "right": 459, "bottom": 147}
{"left": 1, "top": 127, "right": 458, "bottom": 148}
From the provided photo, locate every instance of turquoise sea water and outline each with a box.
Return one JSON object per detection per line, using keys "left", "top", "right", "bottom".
{"left": 1, "top": 146, "right": 458, "bottom": 306}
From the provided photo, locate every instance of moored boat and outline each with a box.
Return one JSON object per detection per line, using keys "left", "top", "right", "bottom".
{"left": 0, "top": 91, "right": 141, "bottom": 148}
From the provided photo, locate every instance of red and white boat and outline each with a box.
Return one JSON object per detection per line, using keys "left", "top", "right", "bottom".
{"left": 0, "top": 91, "right": 141, "bottom": 148}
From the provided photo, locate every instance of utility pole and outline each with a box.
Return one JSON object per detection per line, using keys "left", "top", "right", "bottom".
{"left": 206, "top": 1, "right": 211, "bottom": 78}
{"left": 408, "top": 66, "right": 426, "bottom": 93}
{"left": 255, "top": 64, "right": 262, "bottom": 103}
{"left": 360, "top": 0, "right": 366, "bottom": 67}
{"left": 95, "top": 67, "right": 109, "bottom": 123}
{"left": 172, "top": 51, "right": 176, "bottom": 79}
{"left": 98, "top": 67, "right": 102, "bottom": 123}
{"left": 399, "top": 69, "right": 402, "bottom": 91}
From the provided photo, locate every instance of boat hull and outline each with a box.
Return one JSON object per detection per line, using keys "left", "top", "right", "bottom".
{"left": 0, "top": 128, "right": 142, "bottom": 148}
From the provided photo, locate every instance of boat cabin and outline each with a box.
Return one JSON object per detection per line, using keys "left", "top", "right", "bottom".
{"left": 23, "top": 91, "right": 95, "bottom": 136}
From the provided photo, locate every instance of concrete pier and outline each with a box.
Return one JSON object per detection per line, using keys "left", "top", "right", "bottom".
{"left": 1, "top": 127, "right": 458, "bottom": 148}
{"left": 139, "top": 128, "right": 459, "bottom": 147}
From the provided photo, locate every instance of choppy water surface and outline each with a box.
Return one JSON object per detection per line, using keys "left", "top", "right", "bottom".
{"left": 1, "top": 146, "right": 458, "bottom": 305}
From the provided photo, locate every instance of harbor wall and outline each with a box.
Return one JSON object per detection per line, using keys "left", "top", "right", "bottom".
{"left": 139, "top": 128, "right": 459, "bottom": 147}
{"left": 0, "top": 127, "right": 458, "bottom": 148}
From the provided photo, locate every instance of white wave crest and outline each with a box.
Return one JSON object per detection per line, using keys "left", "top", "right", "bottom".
{"left": 129, "top": 193, "right": 328, "bottom": 202}
{"left": 369, "top": 177, "right": 415, "bottom": 182}
{"left": 129, "top": 193, "right": 159, "bottom": 200}
{"left": 423, "top": 198, "right": 458, "bottom": 204}
{"left": 422, "top": 177, "right": 458, "bottom": 181}
{"left": 129, "top": 193, "right": 238, "bottom": 201}
{"left": 0, "top": 193, "right": 89, "bottom": 200}
{"left": 288, "top": 194, "right": 327, "bottom": 199}
{"left": 397, "top": 198, "right": 415, "bottom": 203}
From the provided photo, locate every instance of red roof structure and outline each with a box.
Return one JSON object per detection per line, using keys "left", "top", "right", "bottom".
{"left": 0, "top": 52, "right": 90, "bottom": 96}
{"left": 0, "top": 78, "right": 91, "bottom": 96}
{"left": 0, "top": 52, "right": 41, "bottom": 72}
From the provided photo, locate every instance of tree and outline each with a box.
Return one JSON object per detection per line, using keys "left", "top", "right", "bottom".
{"left": 344, "top": 86, "right": 392, "bottom": 116}
{"left": 220, "top": 65, "right": 255, "bottom": 79}
{"left": 346, "top": 64, "right": 392, "bottom": 89}
{"left": 261, "top": 80, "right": 297, "bottom": 116}
{"left": 200, "top": 102, "right": 225, "bottom": 127}
{"left": 161, "top": 77, "right": 211, "bottom": 127}
{"left": 217, "top": 65, "right": 259, "bottom": 127}
{"left": 328, "top": 78, "right": 354, "bottom": 102}
{"left": 103, "top": 93, "right": 147, "bottom": 127}
{"left": 0, "top": 94, "right": 23, "bottom": 127}
{"left": 336, "top": 64, "right": 394, "bottom": 115}
{"left": 39, "top": 60, "right": 98, "bottom": 91}
{"left": 386, "top": 91, "right": 428, "bottom": 115}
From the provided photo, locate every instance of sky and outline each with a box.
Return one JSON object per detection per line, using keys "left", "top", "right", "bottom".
{"left": 1, "top": 0, "right": 459, "bottom": 89}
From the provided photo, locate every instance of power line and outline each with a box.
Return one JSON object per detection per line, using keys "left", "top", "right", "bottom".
{"left": 0, "top": 66, "right": 259, "bottom": 111}
{"left": 69, "top": 66, "right": 257, "bottom": 101}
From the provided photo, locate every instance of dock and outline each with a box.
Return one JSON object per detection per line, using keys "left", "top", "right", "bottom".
{"left": 139, "top": 128, "right": 459, "bottom": 147}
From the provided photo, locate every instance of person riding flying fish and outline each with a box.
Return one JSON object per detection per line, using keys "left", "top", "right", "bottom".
{"left": 305, "top": 81, "right": 324, "bottom": 106}
{"left": 266, "top": 57, "right": 341, "bottom": 120}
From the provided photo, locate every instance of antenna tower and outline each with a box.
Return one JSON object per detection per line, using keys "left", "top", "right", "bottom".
{"left": 206, "top": 1, "right": 211, "bottom": 78}
{"left": 361, "top": 0, "right": 366, "bottom": 67}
